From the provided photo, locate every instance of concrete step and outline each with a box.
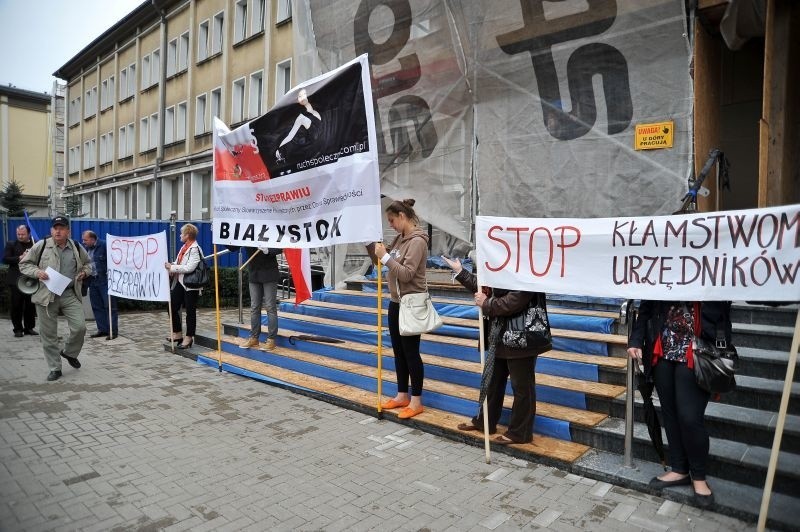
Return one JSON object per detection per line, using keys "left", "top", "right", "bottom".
{"left": 717, "top": 374, "right": 800, "bottom": 416}
{"left": 732, "top": 322, "right": 796, "bottom": 352}
{"left": 575, "top": 417, "right": 800, "bottom": 496}
{"left": 736, "top": 346, "right": 800, "bottom": 382}
{"left": 731, "top": 303, "right": 799, "bottom": 328}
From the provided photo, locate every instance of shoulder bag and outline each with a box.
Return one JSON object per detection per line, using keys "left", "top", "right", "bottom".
{"left": 183, "top": 248, "right": 210, "bottom": 289}
{"left": 693, "top": 305, "right": 737, "bottom": 394}
{"left": 397, "top": 278, "right": 443, "bottom": 336}
{"left": 501, "top": 292, "right": 552, "bottom": 350}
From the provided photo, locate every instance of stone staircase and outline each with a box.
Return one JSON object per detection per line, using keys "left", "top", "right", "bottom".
{"left": 178, "top": 277, "right": 799, "bottom": 530}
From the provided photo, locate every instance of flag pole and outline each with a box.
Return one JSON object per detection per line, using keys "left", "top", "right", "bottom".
{"left": 213, "top": 244, "right": 223, "bottom": 372}
{"left": 167, "top": 297, "right": 176, "bottom": 353}
{"left": 376, "top": 260, "right": 384, "bottom": 419}
{"left": 477, "top": 280, "right": 491, "bottom": 464}
{"left": 757, "top": 309, "right": 800, "bottom": 531}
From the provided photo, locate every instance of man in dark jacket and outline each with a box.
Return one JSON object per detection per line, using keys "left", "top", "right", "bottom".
{"left": 240, "top": 247, "right": 281, "bottom": 350}
{"left": 3, "top": 225, "right": 37, "bottom": 337}
{"left": 81, "top": 230, "right": 119, "bottom": 340}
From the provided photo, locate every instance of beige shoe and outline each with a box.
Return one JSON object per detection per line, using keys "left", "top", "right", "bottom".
{"left": 264, "top": 338, "right": 276, "bottom": 350}
{"left": 242, "top": 337, "right": 259, "bottom": 348}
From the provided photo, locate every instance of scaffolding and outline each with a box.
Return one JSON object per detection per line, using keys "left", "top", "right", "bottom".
{"left": 50, "top": 81, "right": 66, "bottom": 216}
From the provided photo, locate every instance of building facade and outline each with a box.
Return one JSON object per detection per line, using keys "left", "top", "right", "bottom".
{"left": 0, "top": 85, "right": 52, "bottom": 213}
{"left": 55, "top": 0, "right": 293, "bottom": 221}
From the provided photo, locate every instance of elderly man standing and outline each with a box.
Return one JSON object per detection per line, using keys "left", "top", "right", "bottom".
{"left": 19, "top": 216, "right": 92, "bottom": 381}
{"left": 3, "top": 224, "right": 37, "bottom": 337}
{"left": 81, "top": 230, "right": 119, "bottom": 340}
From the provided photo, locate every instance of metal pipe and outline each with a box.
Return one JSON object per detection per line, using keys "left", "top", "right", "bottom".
{"left": 622, "top": 299, "right": 635, "bottom": 468}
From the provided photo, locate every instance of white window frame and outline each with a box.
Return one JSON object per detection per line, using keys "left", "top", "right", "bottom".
{"left": 119, "top": 67, "right": 128, "bottom": 100}
{"left": 167, "top": 38, "right": 178, "bottom": 77}
{"left": 68, "top": 145, "right": 80, "bottom": 174}
{"left": 210, "top": 87, "right": 222, "bottom": 123}
{"left": 198, "top": 20, "right": 210, "bottom": 61}
{"left": 69, "top": 97, "right": 81, "bottom": 126}
{"left": 211, "top": 11, "right": 224, "bottom": 55}
{"left": 249, "top": 70, "right": 263, "bottom": 119}
{"left": 275, "top": 59, "right": 292, "bottom": 101}
{"left": 84, "top": 86, "right": 97, "bottom": 118}
{"left": 151, "top": 49, "right": 160, "bottom": 86}
{"left": 178, "top": 31, "right": 189, "bottom": 72}
{"left": 140, "top": 117, "right": 149, "bottom": 152}
{"left": 252, "top": 0, "right": 265, "bottom": 34}
{"left": 128, "top": 63, "right": 137, "bottom": 96}
{"left": 231, "top": 77, "right": 245, "bottom": 124}
{"left": 277, "top": 0, "right": 291, "bottom": 23}
{"left": 176, "top": 101, "right": 187, "bottom": 141}
{"left": 195, "top": 93, "right": 208, "bottom": 135}
{"left": 165, "top": 106, "right": 175, "bottom": 144}
{"left": 83, "top": 138, "right": 96, "bottom": 169}
{"left": 119, "top": 125, "right": 128, "bottom": 158}
{"left": 149, "top": 112, "right": 159, "bottom": 149}
{"left": 142, "top": 54, "right": 151, "bottom": 88}
{"left": 234, "top": 0, "right": 248, "bottom": 43}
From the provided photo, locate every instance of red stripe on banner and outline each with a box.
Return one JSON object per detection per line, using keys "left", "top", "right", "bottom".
{"left": 285, "top": 248, "right": 311, "bottom": 305}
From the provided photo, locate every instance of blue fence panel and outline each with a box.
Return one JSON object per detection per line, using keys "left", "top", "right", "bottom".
{"left": 2, "top": 217, "right": 239, "bottom": 267}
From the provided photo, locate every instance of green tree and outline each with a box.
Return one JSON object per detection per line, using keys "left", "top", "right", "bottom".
{"left": 64, "top": 195, "right": 85, "bottom": 217}
{"left": 0, "top": 180, "right": 25, "bottom": 216}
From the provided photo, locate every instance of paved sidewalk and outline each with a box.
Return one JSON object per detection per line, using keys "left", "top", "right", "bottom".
{"left": 0, "top": 310, "right": 754, "bottom": 531}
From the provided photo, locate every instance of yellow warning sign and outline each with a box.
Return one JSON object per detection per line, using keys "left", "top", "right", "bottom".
{"left": 634, "top": 121, "right": 674, "bottom": 150}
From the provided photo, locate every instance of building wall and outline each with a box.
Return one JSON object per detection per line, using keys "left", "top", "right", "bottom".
{"left": 0, "top": 89, "right": 51, "bottom": 199}
{"left": 61, "top": 0, "right": 294, "bottom": 221}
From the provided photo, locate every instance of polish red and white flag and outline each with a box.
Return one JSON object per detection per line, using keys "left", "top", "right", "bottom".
{"left": 285, "top": 248, "right": 312, "bottom": 305}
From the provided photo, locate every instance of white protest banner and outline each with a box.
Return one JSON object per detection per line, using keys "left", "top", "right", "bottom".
{"left": 476, "top": 205, "right": 800, "bottom": 301}
{"left": 106, "top": 231, "right": 171, "bottom": 302}
{"left": 211, "top": 54, "right": 382, "bottom": 248}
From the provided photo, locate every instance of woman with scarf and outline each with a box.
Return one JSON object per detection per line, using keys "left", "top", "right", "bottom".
{"left": 164, "top": 223, "right": 203, "bottom": 349}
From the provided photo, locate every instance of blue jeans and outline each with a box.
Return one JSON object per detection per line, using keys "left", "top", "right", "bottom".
{"left": 89, "top": 279, "right": 118, "bottom": 335}
{"left": 249, "top": 281, "right": 278, "bottom": 340}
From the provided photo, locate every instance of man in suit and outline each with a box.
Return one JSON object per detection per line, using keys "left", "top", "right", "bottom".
{"left": 3, "top": 224, "right": 37, "bottom": 337}
{"left": 81, "top": 230, "right": 119, "bottom": 340}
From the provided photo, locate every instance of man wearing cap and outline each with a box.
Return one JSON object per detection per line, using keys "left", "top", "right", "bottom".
{"left": 3, "top": 224, "right": 37, "bottom": 337}
{"left": 19, "top": 216, "right": 92, "bottom": 381}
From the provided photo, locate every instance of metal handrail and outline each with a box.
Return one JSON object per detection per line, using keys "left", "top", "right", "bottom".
{"left": 622, "top": 299, "right": 636, "bottom": 468}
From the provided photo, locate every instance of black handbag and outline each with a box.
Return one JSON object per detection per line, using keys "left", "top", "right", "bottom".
{"left": 501, "top": 292, "right": 552, "bottom": 350}
{"left": 693, "top": 311, "right": 738, "bottom": 394}
{"left": 183, "top": 249, "right": 209, "bottom": 289}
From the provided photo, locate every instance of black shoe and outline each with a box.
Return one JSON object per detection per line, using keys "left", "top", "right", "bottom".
{"left": 105, "top": 334, "right": 118, "bottom": 340}
{"left": 14, "top": 331, "right": 24, "bottom": 338}
{"left": 693, "top": 491, "right": 714, "bottom": 508}
{"left": 90, "top": 331, "right": 108, "bottom": 338}
{"left": 648, "top": 475, "right": 691, "bottom": 489}
{"left": 177, "top": 338, "right": 194, "bottom": 349}
{"left": 60, "top": 351, "right": 81, "bottom": 369}
{"left": 24, "top": 329, "right": 38, "bottom": 335}
{"left": 47, "top": 370, "right": 62, "bottom": 381}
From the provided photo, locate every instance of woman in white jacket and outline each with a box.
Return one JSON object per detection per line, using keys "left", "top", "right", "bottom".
{"left": 164, "top": 223, "right": 203, "bottom": 349}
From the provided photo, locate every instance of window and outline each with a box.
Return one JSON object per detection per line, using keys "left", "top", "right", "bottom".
{"left": 101, "top": 78, "right": 109, "bottom": 109}
{"left": 249, "top": 71, "right": 263, "bottom": 118}
{"left": 99, "top": 132, "right": 113, "bottom": 164}
{"left": 68, "top": 146, "right": 80, "bottom": 174}
{"left": 277, "top": 0, "right": 291, "bottom": 23}
{"left": 119, "top": 67, "right": 128, "bottom": 100}
{"left": 231, "top": 78, "right": 245, "bottom": 124}
{"left": 195, "top": 94, "right": 207, "bottom": 135}
{"left": 234, "top": 0, "right": 247, "bottom": 42}
{"left": 179, "top": 32, "right": 189, "bottom": 72}
{"left": 119, "top": 124, "right": 135, "bottom": 158}
{"left": 69, "top": 97, "right": 81, "bottom": 126}
{"left": 83, "top": 139, "right": 96, "bottom": 169}
{"left": 140, "top": 117, "right": 149, "bottom": 151}
{"left": 210, "top": 88, "right": 221, "bottom": 123}
{"left": 84, "top": 86, "right": 97, "bottom": 118}
{"left": 252, "top": 0, "right": 265, "bottom": 34}
{"left": 276, "top": 60, "right": 291, "bottom": 100}
{"left": 142, "top": 54, "right": 151, "bottom": 88}
{"left": 212, "top": 12, "right": 224, "bottom": 55}
{"left": 149, "top": 113, "right": 159, "bottom": 149}
{"left": 167, "top": 38, "right": 178, "bottom": 77}
{"left": 151, "top": 49, "right": 160, "bottom": 84}
{"left": 127, "top": 64, "right": 136, "bottom": 97}
{"left": 165, "top": 106, "right": 175, "bottom": 144}
{"left": 176, "top": 102, "right": 187, "bottom": 141}
{"left": 198, "top": 20, "right": 209, "bottom": 61}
